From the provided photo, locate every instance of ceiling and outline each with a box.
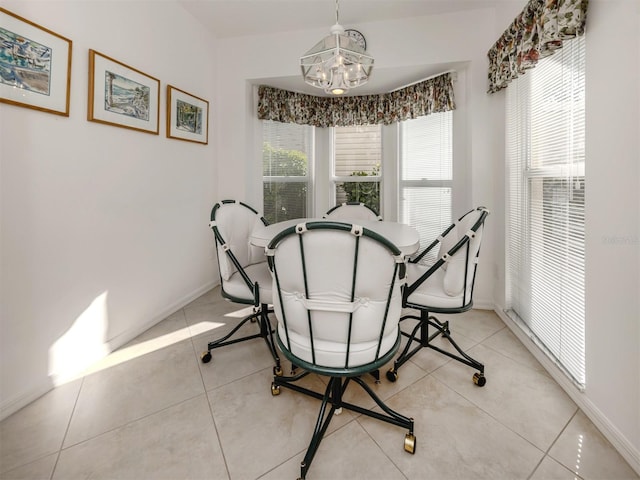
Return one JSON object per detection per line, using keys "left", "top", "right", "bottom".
{"left": 177, "top": 0, "right": 507, "bottom": 40}
{"left": 177, "top": 0, "right": 509, "bottom": 95}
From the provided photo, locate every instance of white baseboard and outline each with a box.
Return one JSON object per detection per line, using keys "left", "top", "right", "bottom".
{"left": 495, "top": 308, "right": 640, "bottom": 476}
{"left": 0, "top": 382, "right": 55, "bottom": 422}
{"left": 103, "top": 280, "right": 217, "bottom": 352}
{"left": 0, "top": 281, "right": 218, "bottom": 422}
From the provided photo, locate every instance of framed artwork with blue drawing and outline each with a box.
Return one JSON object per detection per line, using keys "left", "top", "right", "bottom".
{"left": 166, "top": 85, "right": 209, "bottom": 144}
{"left": 0, "top": 8, "right": 72, "bottom": 116}
{"left": 88, "top": 49, "right": 160, "bottom": 134}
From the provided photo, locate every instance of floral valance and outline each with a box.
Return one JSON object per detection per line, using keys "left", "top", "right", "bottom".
{"left": 257, "top": 73, "right": 455, "bottom": 127}
{"left": 487, "top": 0, "right": 588, "bottom": 94}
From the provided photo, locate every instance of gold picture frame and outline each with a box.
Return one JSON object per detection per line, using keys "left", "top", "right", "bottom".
{"left": 0, "top": 7, "right": 72, "bottom": 116}
{"left": 88, "top": 49, "right": 160, "bottom": 135}
{"left": 166, "top": 85, "right": 209, "bottom": 144}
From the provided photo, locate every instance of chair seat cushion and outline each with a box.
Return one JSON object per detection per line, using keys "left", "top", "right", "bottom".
{"left": 404, "top": 262, "right": 466, "bottom": 310}
{"left": 221, "top": 261, "right": 273, "bottom": 305}
{"left": 278, "top": 323, "right": 398, "bottom": 368}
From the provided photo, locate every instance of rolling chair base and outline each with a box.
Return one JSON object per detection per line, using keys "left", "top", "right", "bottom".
{"left": 271, "top": 371, "right": 415, "bottom": 479}
{"left": 200, "top": 304, "right": 281, "bottom": 374}
{"left": 387, "top": 309, "right": 486, "bottom": 387}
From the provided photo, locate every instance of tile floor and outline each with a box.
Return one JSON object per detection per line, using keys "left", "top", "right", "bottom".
{"left": 1, "top": 286, "right": 638, "bottom": 480}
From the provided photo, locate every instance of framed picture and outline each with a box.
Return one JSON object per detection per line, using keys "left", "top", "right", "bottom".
{"left": 88, "top": 49, "right": 160, "bottom": 135}
{"left": 166, "top": 85, "right": 209, "bottom": 144}
{"left": 0, "top": 8, "right": 72, "bottom": 116}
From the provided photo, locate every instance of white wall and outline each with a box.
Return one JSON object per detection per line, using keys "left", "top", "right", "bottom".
{"left": 490, "top": 0, "right": 640, "bottom": 472}
{"left": 583, "top": 0, "right": 640, "bottom": 465}
{"left": 0, "top": 1, "right": 218, "bottom": 418}
{"left": 213, "top": 0, "right": 640, "bottom": 473}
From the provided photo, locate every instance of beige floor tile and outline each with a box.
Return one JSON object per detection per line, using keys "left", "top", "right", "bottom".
{"left": 0, "top": 453, "right": 57, "bottom": 480}
{"left": 360, "top": 374, "right": 545, "bottom": 479}
{"left": 0, "top": 379, "right": 80, "bottom": 473}
{"left": 64, "top": 338, "right": 204, "bottom": 447}
{"left": 260, "top": 420, "right": 406, "bottom": 480}
{"left": 121, "top": 309, "right": 188, "bottom": 348}
{"left": 209, "top": 367, "right": 355, "bottom": 479}
{"left": 185, "top": 288, "right": 221, "bottom": 307}
{"left": 433, "top": 343, "right": 577, "bottom": 451}
{"left": 2, "top": 302, "right": 638, "bottom": 480}
{"left": 549, "top": 410, "right": 640, "bottom": 480}
{"left": 442, "top": 308, "right": 507, "bottom": 343}
{"left": 531, "top": 455, "right": 585, "bottom": 479}
{"left": 396, "top": 319, "right": 478, "bottom": 375}
{"left": 340, "top": 359, "right": 427, "bottom": 411}
{"left": 194, "top": 316, "right": 280, "bottom": 390}
{"left": 53, "top": 395, "right": 227, "bottom": 480}
{"left": 482, "top": 326, "right": 548, "bottom": 374}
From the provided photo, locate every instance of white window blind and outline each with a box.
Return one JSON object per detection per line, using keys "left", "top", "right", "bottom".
{"left": 333, "top": 125, "right": 382, "bottom": 213}
{"left": 262, "top": 120, "right": 313, "bottom": 223}
{"left": 506, "top": 35, "right": 586, "bottom": 387}
{"left": 400, "top": 111, "right": 453, "bottom": 257}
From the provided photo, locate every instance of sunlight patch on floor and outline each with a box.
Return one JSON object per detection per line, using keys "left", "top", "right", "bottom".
{"left": 79, "top": 321, "right": 226, "bottom": 377}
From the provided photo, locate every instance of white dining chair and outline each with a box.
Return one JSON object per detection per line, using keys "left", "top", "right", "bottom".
{"left": 387, "top": 207, "right": 490, "bottom": 386}
{"left": 267, "top": 220, "right": 415, "bottom": 479}
{"left": 201, "top": 199, "right": 282, "bottom": 375}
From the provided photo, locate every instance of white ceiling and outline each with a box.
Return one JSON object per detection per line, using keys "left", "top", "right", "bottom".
{"left": 177, "top": 0, "right": 512, "bottom": 95}
{"left": 177, "top": 0, "right": 508, "bottom": 39}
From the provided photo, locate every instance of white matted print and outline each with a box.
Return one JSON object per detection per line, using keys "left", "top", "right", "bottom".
{"left": 0, "top": 7, "right": 72, "bottom": 116}
{"left": 166, "top": 85, "right": 209, "bottom": 144}
{"left": 88, "top": 49, "right": 159, "bottom": 134}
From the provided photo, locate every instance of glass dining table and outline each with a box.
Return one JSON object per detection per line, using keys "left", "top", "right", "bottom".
{"left": 250, "top": 218, "right": 420, "bottom": 257}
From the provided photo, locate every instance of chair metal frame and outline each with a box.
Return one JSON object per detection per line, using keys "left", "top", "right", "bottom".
{"left": 201, "top": 200, "right": 281, "bottom": 375}
{"left": 267, "top": 221, "right": 415, "bottom": 480}
{"left": 323, "top": 201, "right": 382, "bottom": 221}
{"left": 387, "top": 207, "right": 490, "bottom": 386}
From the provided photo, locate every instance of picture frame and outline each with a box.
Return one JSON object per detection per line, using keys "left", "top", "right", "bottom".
{"left": 0, "top": 7, "right": 72, "bottom": 116}
{"left": 88, "top": 49, "right": 160, "bottom": 135}
{"left": 166, "top": 85, "right": 209, "bottom": 145}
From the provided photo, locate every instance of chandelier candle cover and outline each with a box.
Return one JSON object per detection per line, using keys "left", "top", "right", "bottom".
{"left": 300, "top": 0, "right": 374, "bottom": 95}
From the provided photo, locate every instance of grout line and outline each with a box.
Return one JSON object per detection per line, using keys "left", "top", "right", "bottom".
{"left": 188, "top": 306, "right": 233, "bottom": 479}
{"left": 49, "top": 375, "right": 85, "bottom": 480}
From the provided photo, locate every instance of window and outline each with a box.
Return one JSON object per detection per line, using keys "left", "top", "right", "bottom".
{"left": 332, "top": 125, "right": 382, "bottom": 213}
{"left": 399, "top": 111, "right": 453, "bottom": 257}
{"left": 262, "top": 120, "right": 313, "bottom": 224}
{"left": 506, "top": 35, "right": 586, "bottom": 387}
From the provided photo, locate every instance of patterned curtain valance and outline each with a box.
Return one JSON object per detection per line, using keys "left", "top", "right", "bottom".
{"left": 257, "top": 73, "right": 455, "bottom": 127}
{"left": 487, "top": 0, "right": 588, "bottom": 94}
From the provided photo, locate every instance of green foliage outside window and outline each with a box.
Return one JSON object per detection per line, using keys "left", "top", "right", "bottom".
{"left": 340, "top": 165, "right": 381, "bottom": 213}
{"left": 263, "top": 143, "right": 308, "bottom": 224}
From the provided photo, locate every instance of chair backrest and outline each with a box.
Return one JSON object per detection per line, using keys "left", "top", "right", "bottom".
{"left": 323, "top": 202, "right": 382, "bottom": 221}
{"left": 408, "top": 207, "right": 489, "bottom": 307}
{"left": 267, "top": 221, "right": 406, "bottom": 372}
{"left": 209, "top": 199, "right": 268, "bottom": 287}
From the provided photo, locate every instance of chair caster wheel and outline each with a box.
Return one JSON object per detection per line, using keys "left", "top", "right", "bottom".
{"left": 273, "top": 366, "right": 283, "bottom": 376}
{"left": 200, "top": 351, "right": 212, "bottom": 363}
{"left": 271, "top": 383, "right": 280, "bottom": 396}
{"left": 473, "top": 372, "right": 486, "bottom": 386}
{"left": 404, "top": 433, "right": 416, "bottom": 454}
{"left": 386, "top": 368, "right": 398, "bottom": 382}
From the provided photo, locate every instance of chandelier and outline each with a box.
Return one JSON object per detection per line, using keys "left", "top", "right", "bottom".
{"left": 300, "top": 0, "right": 374, "bottom": 95}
